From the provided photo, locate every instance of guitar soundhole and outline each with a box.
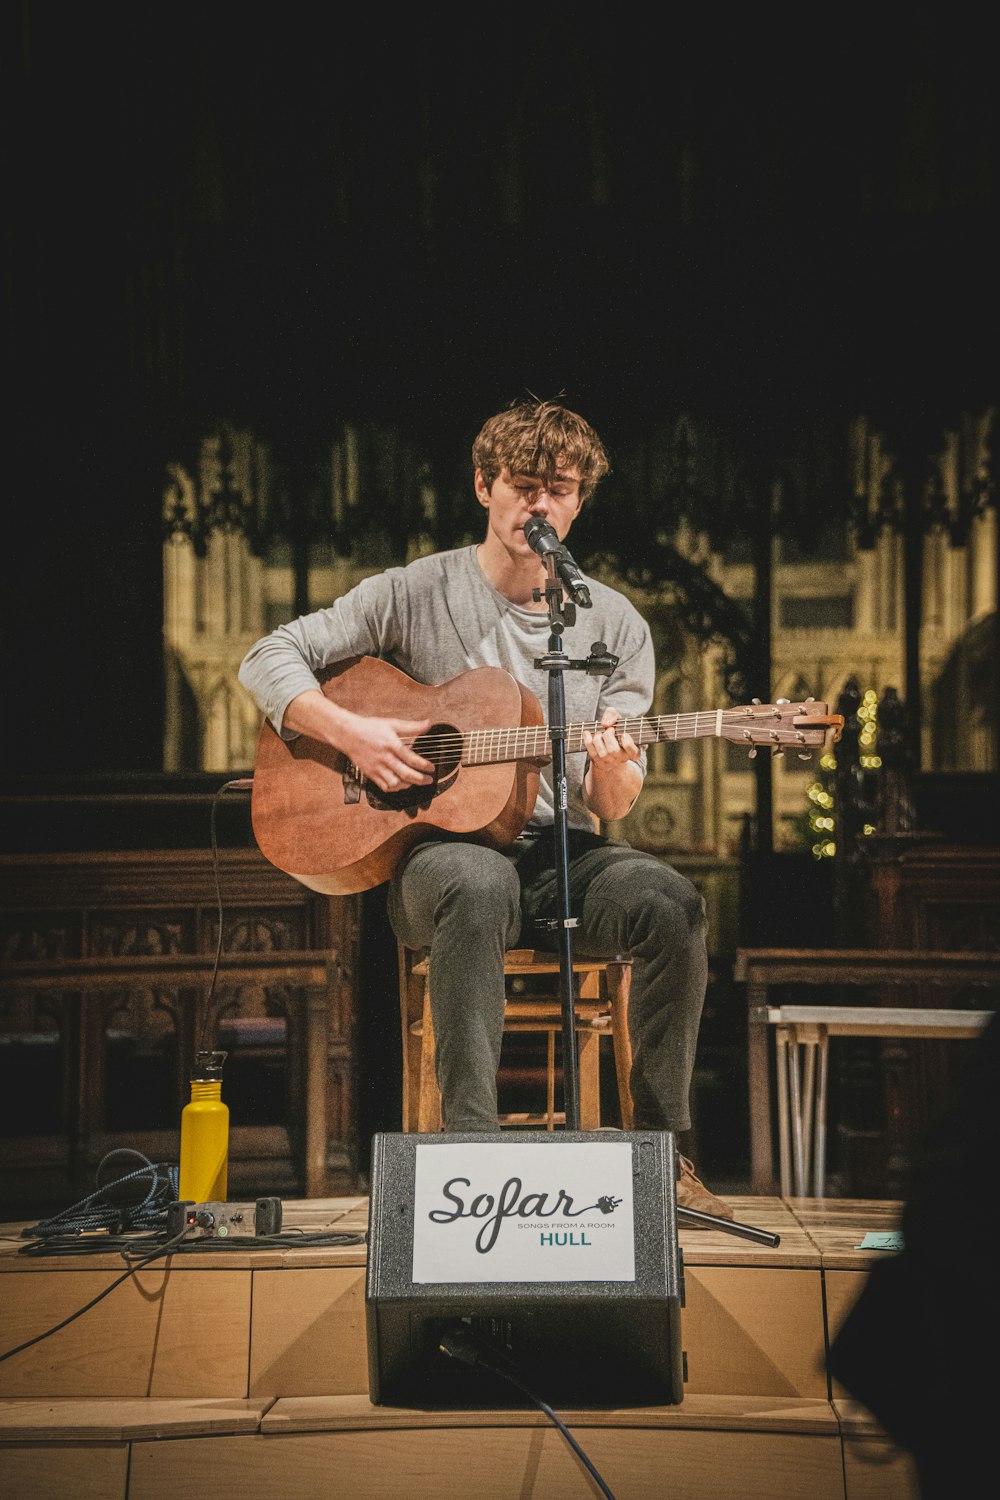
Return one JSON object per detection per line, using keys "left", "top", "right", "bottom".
{"left": 364, "top": 722, "right": 461, "bottom": 812}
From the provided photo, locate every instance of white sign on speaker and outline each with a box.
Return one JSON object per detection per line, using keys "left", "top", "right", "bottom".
{"left": 412, "top": 1141, "right": 636, "bottom": 1283}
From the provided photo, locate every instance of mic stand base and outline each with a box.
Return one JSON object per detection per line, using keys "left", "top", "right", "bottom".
{"left": 677, "top": 1207, "right": 780, "bottom": 1246}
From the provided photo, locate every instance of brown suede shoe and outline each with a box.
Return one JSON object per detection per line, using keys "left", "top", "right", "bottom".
{"left": 675, "top": 1155, "right": 734, "bottom": 1223}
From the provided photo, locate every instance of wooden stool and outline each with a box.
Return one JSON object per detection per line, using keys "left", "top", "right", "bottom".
{"left": 397, "top": 942, "right": 635, "bottom": 1132}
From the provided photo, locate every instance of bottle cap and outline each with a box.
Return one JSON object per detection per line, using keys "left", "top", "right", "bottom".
{"left": 191, "top": 1049, "right": 228, "bottom": 1081}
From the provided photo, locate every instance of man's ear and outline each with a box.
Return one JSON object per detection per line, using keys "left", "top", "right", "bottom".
{"left": 473, "top": 469, "right": 491, "bottom": 507}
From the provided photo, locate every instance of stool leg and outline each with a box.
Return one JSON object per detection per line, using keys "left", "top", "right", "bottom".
{"left": 606, "top": 962, "right": 635, "bottom": 1130}
{"left": 399, "top": 945, "right": 425, "bottom": 1133}
{"left": 577, "top": 1028, "right": 600, "bottom": 1129}
{"left": 417, "top": 982, "right": 443, "bottom": 1132}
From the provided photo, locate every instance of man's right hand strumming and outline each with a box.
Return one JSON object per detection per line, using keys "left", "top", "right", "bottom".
{"left": 282, "top": 688, "right": 435, "bottom": 793}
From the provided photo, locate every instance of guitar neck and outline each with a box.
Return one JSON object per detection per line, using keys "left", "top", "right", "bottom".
{"left": 461, "top": 712, "right": 728, "bottom": 766}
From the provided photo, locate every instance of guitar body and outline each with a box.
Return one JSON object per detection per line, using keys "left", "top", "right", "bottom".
{"left": 251, "top": 654, "right": 844, "bottom": 897}
{"left": 250, "top": 656, "right": 546, "bottom": 895}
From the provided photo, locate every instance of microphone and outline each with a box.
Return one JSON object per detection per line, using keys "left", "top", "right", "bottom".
{"left": 522, "top": 517, "right": 593, "bottom": 608}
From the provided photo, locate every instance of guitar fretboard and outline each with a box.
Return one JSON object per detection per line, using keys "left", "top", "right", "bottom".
{"left": 462, "top": 714, "right": 719, "bottom": 765}
{"left": 404, "top": 711, "right": 751, "bottom": 767}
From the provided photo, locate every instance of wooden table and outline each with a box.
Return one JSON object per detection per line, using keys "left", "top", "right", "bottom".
{"left": 733, "top": 948, "right": 1000, "bottom": 1194}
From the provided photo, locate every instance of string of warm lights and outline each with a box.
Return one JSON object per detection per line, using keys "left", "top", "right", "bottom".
{"left": 807, "top": 763, "right": 837, "bottom": 859}
{"left": 806, "top": 687, "right": 882, "bottom": 859}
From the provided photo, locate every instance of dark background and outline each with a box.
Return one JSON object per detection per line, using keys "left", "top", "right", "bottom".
{"left": 1, "top": 3, "right": 997, "bottom": 1203}
{"left": 4, "top": 3, "right": 997, "bottom": 775}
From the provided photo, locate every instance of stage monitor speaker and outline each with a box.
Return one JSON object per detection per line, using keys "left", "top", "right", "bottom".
{"left": 366, "top": 1129, "right": 684, "bottom": 1409}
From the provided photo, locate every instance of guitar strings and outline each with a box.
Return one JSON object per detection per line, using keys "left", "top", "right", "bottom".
{"left": 395, "top": 710, "right": 822, "bottom": 749}
{"left": 393, "top": 705, "right": 831, "bottom": 765}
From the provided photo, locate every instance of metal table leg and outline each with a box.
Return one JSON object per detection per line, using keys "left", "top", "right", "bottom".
{"left": 775, "top": 1027, "right": 792, "bottom": 1197}
{"left": 789, "top": 1036, "right": 807, "bottom": 1196}
{"left": 801, "top": 1041, "right": 816, "bottom": 1193}
{"left": 813, "top": 1029, "right": 830, "bottom": 1197}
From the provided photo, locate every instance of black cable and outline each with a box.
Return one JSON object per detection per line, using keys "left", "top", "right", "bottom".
{"left": 200, "top": 777, "right": 253, "bottom": 1056}
{"left": 26, "top": 1150, "right": 179, "bottom": 1239}
{"left": 2, "top": 1223, "right": 367, "bottom": 1361}
{"left": 5, "top": 1141, "right": 365, "bottom": 1362}
{"left": 0, "top": 1226, "right": 194, "bottom": 1362}
{"left": 438, "top": 1325, "right": 618, "bottom": 1500}
{"left": 15, "top": 1229, "right": 367, "bottom": 1258}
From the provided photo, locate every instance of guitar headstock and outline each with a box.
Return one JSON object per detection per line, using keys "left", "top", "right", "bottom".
{"left": 720, "top": 699, "right": 845, "bottom": 759}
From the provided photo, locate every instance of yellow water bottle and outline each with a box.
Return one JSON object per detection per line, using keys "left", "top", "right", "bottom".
{"left": 178, "top": 1050, "right": 230, "bottom": 1203}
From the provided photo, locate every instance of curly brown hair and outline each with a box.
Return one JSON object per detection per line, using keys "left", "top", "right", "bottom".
{"left": 472, "top": 398, "right": 610, "bottom": 502}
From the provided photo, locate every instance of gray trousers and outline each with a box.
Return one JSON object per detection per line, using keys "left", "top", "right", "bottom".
{"left": 387, "top": 829, "right": 708, "bottom": 1133}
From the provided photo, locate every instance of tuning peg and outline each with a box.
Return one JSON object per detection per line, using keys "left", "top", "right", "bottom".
{"left": 751, "top": 697, "right": 762, "bottom": 705}
{"left": 776, "top": 697, "right": 789, "bottom": 704}
{"left": 748, "top": 746, "right": 758, "bottom": 759}
{"left": 772, "top": 747, "right": 785, "bottom": 758}
{"left": 797, "top": 752, "right": 812, "bottom": 761}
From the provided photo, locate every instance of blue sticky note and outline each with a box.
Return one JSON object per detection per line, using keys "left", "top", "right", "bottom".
{"left": 855, "top": 1231, "right": 904, "bottom": 1251}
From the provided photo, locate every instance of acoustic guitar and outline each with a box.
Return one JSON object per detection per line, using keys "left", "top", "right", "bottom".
{"left": 250, "top": 655, "right": 844, "bottom": 895}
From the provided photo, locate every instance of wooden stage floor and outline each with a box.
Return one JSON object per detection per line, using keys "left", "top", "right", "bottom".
{"left": 0, "top": 1194, "right": 919, "bottom": 1499}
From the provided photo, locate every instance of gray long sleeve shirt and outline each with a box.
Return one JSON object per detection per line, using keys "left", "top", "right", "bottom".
{"left": 238, "top": 544, "right": 654, "bottom": 831}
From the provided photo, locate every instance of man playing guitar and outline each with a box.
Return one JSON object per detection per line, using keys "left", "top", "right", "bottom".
{"left": 240, "top": 397, "right": 734, "bottom": 1220}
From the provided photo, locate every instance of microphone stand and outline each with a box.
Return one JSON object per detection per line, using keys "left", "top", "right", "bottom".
{"left": 534, "top": 559, "right": 580, "bottom": 1129}
{"left": 531, "top": 546, "right": 782, "bottom": 1248}
{"left": 532, "top": 558, "right": 616, "bottom": 1132}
